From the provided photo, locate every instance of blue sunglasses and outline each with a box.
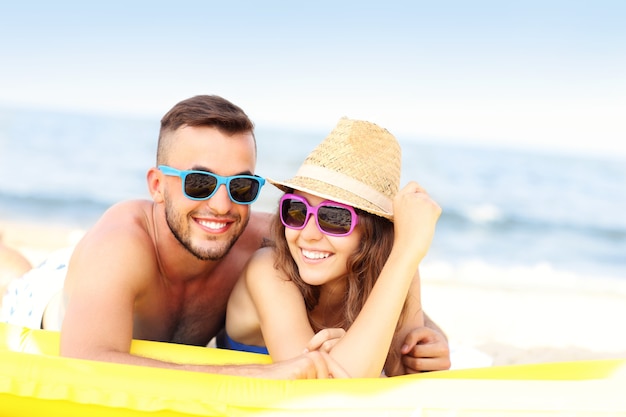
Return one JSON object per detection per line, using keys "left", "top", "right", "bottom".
{"left": 159, "top": 165, "right": 265, "bottom": 204}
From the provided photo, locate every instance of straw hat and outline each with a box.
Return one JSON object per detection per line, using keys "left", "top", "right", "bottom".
{"left": 268, "top": 117, "right": 401, "bottom": 220}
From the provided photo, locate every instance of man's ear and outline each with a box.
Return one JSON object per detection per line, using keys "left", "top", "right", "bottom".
{"left": 147, "top": 167, "right": 165, "bottom": 203}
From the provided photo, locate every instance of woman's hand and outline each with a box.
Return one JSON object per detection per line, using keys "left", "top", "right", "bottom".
{"left": 392, "top": 182, "right": 442, "bottom": 262}
{"left": 304, "top": 328, "right": 346, "bottom": 353}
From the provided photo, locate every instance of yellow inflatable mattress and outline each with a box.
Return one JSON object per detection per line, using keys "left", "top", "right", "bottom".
{"left": 1, "top": 322, "right": 625, "bottom": 416}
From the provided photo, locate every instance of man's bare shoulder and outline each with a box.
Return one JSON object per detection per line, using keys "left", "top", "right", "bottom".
{"left": 98, "top": 200, "right": 154, "bottom": 227}
{"left": 83, "top": 200, "right": 154, "bottom": 243}
{"left": 66, "top": 200, "right": 158, "bottom": 288}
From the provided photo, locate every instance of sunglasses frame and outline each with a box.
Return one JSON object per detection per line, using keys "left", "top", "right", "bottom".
{"left": 279, "top": 193, "right": 358, "bottom": 237}
{"left": 158, "top": 165, "right": 265, "bottom": 205}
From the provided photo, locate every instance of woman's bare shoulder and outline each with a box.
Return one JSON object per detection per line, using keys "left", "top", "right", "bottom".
{"left": 247, "top": 246, "right": 276, "bottom": 270}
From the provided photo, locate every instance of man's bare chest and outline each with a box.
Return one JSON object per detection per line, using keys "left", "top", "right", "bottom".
{"left": 135, "top": 276, "right": 236, "bottom": 346}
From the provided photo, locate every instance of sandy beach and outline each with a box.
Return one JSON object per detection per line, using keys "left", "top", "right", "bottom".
{"left": 420, "top": 263, "right": 626, "bottom": 366}
{"left": 2, "top": 218, "right": 625, "bottom": 368}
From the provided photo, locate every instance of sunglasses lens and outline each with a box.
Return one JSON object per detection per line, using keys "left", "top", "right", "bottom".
{"left": 229, "top": 177, "right": 262, "bottom": 203}
{"left": 184, "top": 172, "right": 218, "bottom": 199}
{"left": 281, "top": 197, "right": 354, "bottom": 236}
{"left": 281, "top": 199, "right": 308, "bottom": 228}
{"left": 318, "top": 205, "right": 353, "bottom": 235}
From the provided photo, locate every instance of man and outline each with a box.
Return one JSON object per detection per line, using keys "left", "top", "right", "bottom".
{"left": 2, "top": 95, "right": 450, "bottom": 377}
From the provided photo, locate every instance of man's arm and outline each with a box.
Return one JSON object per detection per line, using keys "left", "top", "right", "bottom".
{"left": 60, "top": 218, "right": 155, "bottom": 362}
{"left": 59, "top": 206, "right": 346, "bottom": 380}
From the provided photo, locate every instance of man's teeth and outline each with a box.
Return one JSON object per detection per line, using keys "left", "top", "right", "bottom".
{"left": 198, "top": 220, "right": 227, "bottom": 230}
{"left": 302, "top": 250, "right": 330, "bottom": 260}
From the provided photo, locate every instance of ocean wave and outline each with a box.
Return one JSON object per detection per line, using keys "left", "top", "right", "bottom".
{"left": 421, "top": 258, "right": 626, "bottom": 296}
{"left": 440, "top": 204, "right": 626, "bottom": 242}
{"left": 2, "top": 107, "right": 624, "bottom": 289}
{"left": 0, "top": 190, "right": 114, "bottom": 227}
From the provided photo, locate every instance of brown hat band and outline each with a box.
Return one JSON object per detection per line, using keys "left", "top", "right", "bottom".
{"left": 296, "top": 164, "right": 393, "bottom": 214}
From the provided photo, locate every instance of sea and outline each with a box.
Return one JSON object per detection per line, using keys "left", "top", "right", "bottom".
{"left": 1, "top": 106, "right": 625, "bottom": 294}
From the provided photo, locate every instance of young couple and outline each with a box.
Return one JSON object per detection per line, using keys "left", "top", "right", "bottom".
{"left": 1, "top": 95, "right": 449, "bottom": 378}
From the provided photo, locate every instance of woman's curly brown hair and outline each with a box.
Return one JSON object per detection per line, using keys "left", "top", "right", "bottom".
{"left": 270, "top": 197, "right": 409, "bottom": 333}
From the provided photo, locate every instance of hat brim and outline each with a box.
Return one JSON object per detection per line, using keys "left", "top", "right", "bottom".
{"left": 268, "top": 176, "right": 394, "bottom": 220}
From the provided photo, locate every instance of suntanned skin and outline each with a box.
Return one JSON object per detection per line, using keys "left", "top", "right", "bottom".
{"left": 3, "top": 94, "right": 451, "bottom": 377}
{"left": 35, "top": 124, "right": 449, "bottom": 376}
{"left": 61, "top": 201, "right": 268, "bottom": 347}
{"left": 226, "top": 184, "right": 442, "bottom": 378}
{"left": 55, "top": 126, "right": 344, "bottom": 378}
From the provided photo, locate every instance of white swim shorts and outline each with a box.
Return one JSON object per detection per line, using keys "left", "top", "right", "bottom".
{"left": 1, "top": 247, "right": 73, "bottom": 329}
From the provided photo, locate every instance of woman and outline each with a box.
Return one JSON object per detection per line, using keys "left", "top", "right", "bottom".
{"left": 221, "top": 118, "right": 441, "bottom": 377}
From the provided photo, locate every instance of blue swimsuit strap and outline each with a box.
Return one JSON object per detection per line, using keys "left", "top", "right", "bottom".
{"left": 218, "top": 331, "right": 269, "bottom": 355}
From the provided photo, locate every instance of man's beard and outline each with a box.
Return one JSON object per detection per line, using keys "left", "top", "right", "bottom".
{"left": 164, "top": 199, "right": 248, "bottom": 261}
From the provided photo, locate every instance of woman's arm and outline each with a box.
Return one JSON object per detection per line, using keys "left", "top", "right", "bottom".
{"left": 251, "top": 182, "right": 440, "bottom": 378}
{"left": 322, "top": 182, "right": 440, "bottom": 377}
{"left": 382, "top": 272, "right": 424, "bottom": 376}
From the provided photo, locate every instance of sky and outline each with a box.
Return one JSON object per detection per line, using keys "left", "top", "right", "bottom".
{"left": 1, "top": 1, "right": 625, "bottom": 157}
